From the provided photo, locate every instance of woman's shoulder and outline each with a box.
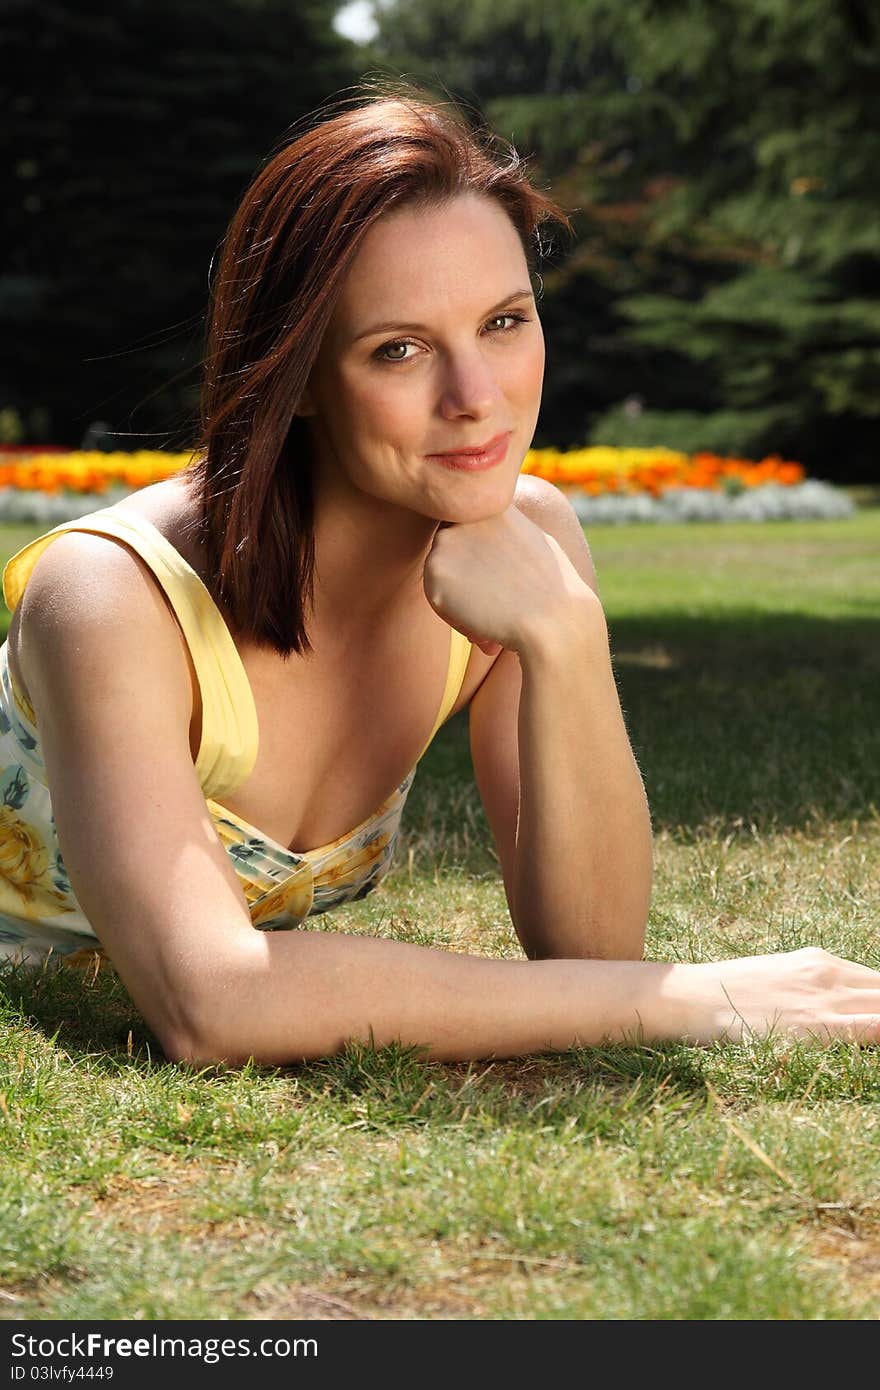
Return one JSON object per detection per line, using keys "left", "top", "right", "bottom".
{"left": 11, "top": 499, "right": 199, "bottom": 727}
{"left": 17, "top": 476, "right": 209, "bottom": 628}
{"left": 109, "top": 475, "right": 208, "bottom": 577}
{"left": 17, "top": 521, "right": 176, "bottom": 630}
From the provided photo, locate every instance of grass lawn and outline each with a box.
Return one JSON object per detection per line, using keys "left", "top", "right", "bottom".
{"left": 1, "top": 507, "right": 879, "bottom": 1321}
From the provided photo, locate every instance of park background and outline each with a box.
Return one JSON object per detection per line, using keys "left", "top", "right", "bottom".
{"left": 1, "top": 0, "right": 879, "bottom": 1322}
{"left": 2, "top": 0, "right": 878, "bottom": 483}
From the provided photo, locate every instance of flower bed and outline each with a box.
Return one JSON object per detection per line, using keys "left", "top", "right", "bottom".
{"left": 0, "top": 448, "right": 192, "bottom": 524}
{"left": 561, "top": 479, "right": 854, "bottom": 524}
{"left": 0, "top": 447, "right": 188, "bottom": 495}
{"left": 521, "top": 445, "right": 807, "bottom": 493}
{"left": 0, "top": 445, "right": 856, "bottom": 524}
{"left": 518, "top": 447, "right": 853, "bottom": 522}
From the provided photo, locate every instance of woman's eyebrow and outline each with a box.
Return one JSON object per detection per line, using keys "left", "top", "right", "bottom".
{"left": 353, "top": 288, "right": 535, "bottom": 341}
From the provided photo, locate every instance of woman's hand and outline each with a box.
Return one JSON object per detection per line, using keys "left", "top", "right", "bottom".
{"left": 422, "top": 506, "right": 600, "bottom": 656}
{"left": 666, "top": 948, "right": 880, "bottom": 1045}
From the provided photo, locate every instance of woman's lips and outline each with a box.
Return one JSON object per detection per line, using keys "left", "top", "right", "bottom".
{"left": 426, "top": 431, "right": 512, "bottom": 472}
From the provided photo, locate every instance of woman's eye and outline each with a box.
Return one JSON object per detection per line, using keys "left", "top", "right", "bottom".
{"left": 376, "top": 340, "right": 414, "bottom": 362}
{"left": 486, "top": 313, "right": 530, "bottom": 334}
{"left": 374, "top": 313, "right": 530, "bottom": 364}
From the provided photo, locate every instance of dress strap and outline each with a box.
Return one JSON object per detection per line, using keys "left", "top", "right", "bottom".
{"left": 415, "top": 626, "right": 473, "bottom": 762}
{"left": 2, "top": 505, "right": 259, "bottom": 801}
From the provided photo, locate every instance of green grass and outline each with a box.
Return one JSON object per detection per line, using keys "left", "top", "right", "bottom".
{"left": 2, "top": 508, "right": 880, "bottom": 1320}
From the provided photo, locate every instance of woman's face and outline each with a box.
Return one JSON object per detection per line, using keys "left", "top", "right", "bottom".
{"left": 299, "top": 192, "right": 545, "bottom": 524}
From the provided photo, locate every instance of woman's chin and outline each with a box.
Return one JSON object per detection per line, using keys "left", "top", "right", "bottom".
{"left": 434, "top": 482, "right": 519, "bottom": 525}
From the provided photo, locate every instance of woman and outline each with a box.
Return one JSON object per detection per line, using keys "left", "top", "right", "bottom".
{"left": 1, "top": 84, "right": 878, "bottom": 1063}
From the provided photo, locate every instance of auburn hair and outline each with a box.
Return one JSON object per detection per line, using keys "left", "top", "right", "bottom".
{"left": 185, "top": 78, "right": 573, "bottom": 657}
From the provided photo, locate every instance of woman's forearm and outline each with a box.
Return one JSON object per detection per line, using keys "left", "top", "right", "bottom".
{"left": 511, "top": 597, "right": 653, "bottom": 961}
{"left": 173, "top": 928, "right": 880, "bottom": 1065}
{"left": 179, "top": 928, "right": 684, "bottom": 1066}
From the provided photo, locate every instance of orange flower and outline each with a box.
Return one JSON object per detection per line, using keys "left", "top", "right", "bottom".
{"left": 1, "top": 445, "right": 809, "bottom": 501}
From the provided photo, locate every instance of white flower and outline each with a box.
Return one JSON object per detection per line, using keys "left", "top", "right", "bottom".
{"left": 567, "top": 481, "right": 856, "bottom": 525}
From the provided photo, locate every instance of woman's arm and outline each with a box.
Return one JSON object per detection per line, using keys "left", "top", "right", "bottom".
{"left": 463, "top": 482, "right": 652, "bottom": 961}
{"left": 510, "top": 595, "right": 652, "bottom": 960}
{"left": 16, "top": 533, "right": 262, "bottom": 1052}
{"left": 179, "top": 932, "right": 880, "bottom": 1066}
{"left": 184, "top": 931, "right": 679, "bottom": 1065}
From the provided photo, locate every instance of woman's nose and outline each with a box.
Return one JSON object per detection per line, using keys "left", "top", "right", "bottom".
{"left": 437, "top": 350, "right": 502, "bottom": 420}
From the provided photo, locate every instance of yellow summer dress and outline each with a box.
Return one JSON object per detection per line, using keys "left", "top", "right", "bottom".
{"left": 0, "top": 503, "right": 472, "bottom": 968}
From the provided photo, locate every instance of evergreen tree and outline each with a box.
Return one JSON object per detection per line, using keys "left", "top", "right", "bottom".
{"left": 0, "top": 0, "right": 360, "bottom": 446}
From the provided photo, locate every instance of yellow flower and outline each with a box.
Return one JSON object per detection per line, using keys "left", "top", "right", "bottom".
{"left": 0, "top": 805, "right": 69, "bottom": 918}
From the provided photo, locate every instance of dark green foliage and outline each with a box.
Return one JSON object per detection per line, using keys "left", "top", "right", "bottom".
{"left": 0, "top": 0, "right": 360, "bottom": 447}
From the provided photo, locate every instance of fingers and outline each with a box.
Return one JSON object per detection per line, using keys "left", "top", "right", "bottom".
{"left": 843, "top": 962, "right": 880, "bottom": 988}
{"left": 802, "top": 1016, "right": 880, "bottom": 1046}
{"left": 835, "top": 1016, "right": 880, "bottom": 1044}
{"left": 803, "top": 948, "right": 880, "bottom": 990}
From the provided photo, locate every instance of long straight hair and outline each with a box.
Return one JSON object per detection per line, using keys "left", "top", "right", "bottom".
{"left": 186, "top": 79, "right": 572, "bottom": 657}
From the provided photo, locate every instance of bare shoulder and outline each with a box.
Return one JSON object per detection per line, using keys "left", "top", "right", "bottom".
{"left": 514, "top": 473, "right": 599, "bottom": 593}
{"left": 6, "top": 519, "right": 253, "bottom": 1061}
{"left": 513, "top": 471, "right": 561, "bottom": 514}
{"left": 18, "top": 475, "right": 201, "bottom": 627}
{"left": 14, "top": 528, "right": 195, "bottom": 728}
{"left": 20, "top": 528, "right": 168, "bottom": 628}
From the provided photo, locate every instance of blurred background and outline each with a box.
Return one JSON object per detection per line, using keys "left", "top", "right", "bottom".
{"left": 1, "top": 0, "right": 878, "bottom": 482}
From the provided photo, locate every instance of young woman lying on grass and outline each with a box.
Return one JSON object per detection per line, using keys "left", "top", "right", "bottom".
{"left": 1, "top": 82, "right": 878, "bottom": 1065}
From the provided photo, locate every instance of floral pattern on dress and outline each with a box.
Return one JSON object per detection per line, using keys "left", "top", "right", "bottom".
{"left": 0, "top": 764, "right": 70, "bottom": 919}
{"left": 0, "top": 638, "right": 415, "bottom": 968}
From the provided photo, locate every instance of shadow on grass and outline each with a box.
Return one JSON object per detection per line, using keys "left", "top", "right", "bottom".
{"left": 611, "top": 611, "right": 878, "bottom": 828}
{"left": 609, "top": 612, "right": 880, "bottom": 832}
{"left": 419, "top": 611, "right": 880, "bottom": 844}
{"left": 0, "top": 954, "right": 170, "bottom": 1069}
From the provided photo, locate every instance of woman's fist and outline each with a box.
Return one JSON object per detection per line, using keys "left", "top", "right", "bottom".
{"left": 422, "top": 504, "right": 595, "bottom": 656}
